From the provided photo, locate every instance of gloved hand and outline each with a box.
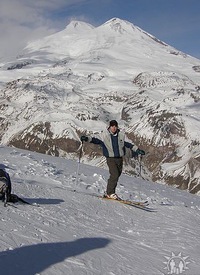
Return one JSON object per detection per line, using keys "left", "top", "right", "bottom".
{"left": 136, "top": 148, "right": 145, "bottom": 155}
{"left": 131, "top": 151, "right": 138, "bottom": 158}
{"left": 80, "top": 135, "right": 88, "bottom": 142}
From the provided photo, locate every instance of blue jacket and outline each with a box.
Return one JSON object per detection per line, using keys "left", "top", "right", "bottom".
{"left": 89, "top": 129, "right": 138, "bottom": 158}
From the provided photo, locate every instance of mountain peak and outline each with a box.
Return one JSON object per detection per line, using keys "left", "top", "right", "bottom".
{"left": 65, "top": 20, "right": 94, "bottom": 32}
{"left": 101, "top": 17, "right": 137, "bottom": 34}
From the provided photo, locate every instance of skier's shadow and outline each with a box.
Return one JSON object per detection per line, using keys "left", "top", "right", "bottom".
{"left": 0, "top": 237, "right": 110, "bottom": 275}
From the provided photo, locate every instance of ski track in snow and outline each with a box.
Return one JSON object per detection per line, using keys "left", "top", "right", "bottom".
{"left": 0, "top": 146, "right": 200, "bottom": 275}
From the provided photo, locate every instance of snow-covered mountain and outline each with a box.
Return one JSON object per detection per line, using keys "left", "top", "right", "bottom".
{"left": 0, "top": 18, "right": 200, "bottom": 193}
{"left": 0, "top": 145, "right": 200, "bottom": 274}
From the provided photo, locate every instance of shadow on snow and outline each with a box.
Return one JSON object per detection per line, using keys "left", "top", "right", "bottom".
{"left": 0, "top": 237, "right": 111, "bottom": 275}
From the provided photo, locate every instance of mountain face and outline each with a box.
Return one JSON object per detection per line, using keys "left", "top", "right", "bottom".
{"left": 0, "top": 18, "right": 200, "bottom": 193}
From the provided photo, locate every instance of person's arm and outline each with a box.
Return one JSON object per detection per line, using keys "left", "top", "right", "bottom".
{"left": 124, "top": 141, "right": 138, "bottom": 151}
{"left": 80, "top": 136, "right": 103, "bottom": 145}
{"left": 124, "top": 140, "right": 145, "bottom": 156}
{"left": 90, "top": 137, "right": 103, "bottom": 145}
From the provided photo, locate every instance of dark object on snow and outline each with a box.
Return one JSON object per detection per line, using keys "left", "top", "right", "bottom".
{"left": 0, "top": 169, "right": 12, "bottom": 207}
{"left": 0, "top": 169, "right": 32, "bottom": 207}
{"left": 9, "top": 194, "right": 31, "bottom": 205}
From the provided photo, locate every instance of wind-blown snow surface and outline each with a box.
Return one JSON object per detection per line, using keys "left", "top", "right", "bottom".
{"left": 0, "top": 146, "right": 200, "bottom": 275}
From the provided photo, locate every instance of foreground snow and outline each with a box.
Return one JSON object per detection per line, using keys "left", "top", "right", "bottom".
{"left": 0, "top": 146, "right": 200, "bottom": 275}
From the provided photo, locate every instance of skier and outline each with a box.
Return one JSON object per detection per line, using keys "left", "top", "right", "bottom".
{"left": 81, "top": 120, "right": 145, "bottom": 200}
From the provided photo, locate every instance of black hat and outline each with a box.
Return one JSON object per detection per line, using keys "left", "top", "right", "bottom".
{"left": 109, "top": 120, "right": 118, "bottom": 127}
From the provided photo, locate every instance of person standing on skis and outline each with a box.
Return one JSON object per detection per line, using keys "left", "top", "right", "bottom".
{"left": 81, "top": 120, "right": 145, "bottom": 200}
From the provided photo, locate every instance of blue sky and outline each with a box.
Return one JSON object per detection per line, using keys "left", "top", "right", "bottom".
{"left": 0, "top": 0, "right": 200, "bottom": 61}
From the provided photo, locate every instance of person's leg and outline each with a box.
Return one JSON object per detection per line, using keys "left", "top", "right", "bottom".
{"left": 116, "top": 157, "right": 123, "bottom": 177}
{"left": 106, "top": 158, "right": 123, "bottom": 195}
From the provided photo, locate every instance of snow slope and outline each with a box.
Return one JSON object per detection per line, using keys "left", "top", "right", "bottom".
{"left": 0, "top": 146, "right": 200, "bottom": 275}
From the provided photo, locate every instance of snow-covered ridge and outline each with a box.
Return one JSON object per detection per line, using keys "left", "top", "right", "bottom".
{"left": 0, "top": 18, "right": 200, "bottom": 194}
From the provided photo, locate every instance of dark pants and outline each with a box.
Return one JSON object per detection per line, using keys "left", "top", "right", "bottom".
{"left": 106, "top": 157, "right": 123, "bottom": 195}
